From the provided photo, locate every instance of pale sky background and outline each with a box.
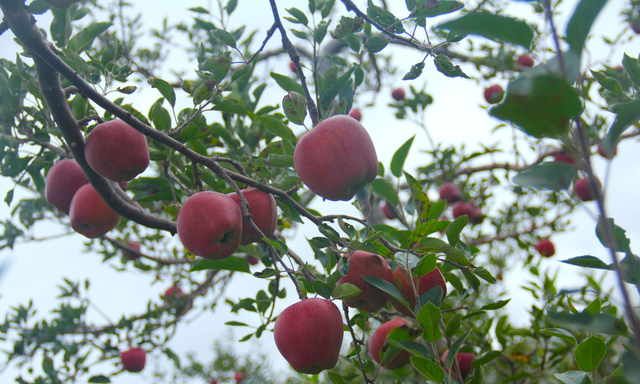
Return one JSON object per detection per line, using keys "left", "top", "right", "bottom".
{"left": 0, "top": 0, "right": 639, "bottom": 383}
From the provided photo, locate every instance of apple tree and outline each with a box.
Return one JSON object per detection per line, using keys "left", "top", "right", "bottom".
{"left": 0, "top": 0, "right": 639, "bottom": 383}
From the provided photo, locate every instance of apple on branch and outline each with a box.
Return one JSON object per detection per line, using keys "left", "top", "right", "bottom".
{"left": 121, "top": 241, "right": 141, "bottom": 260}
{"left": 439, "top": 182, "right": 462, "bottom": 204}
{"left": 336, "top": 250, "right": 393, "bottom": 312}
{"left": 227, "top": 188, "right": 277, "bottom": 245}
{"left": 121, "top": 347, "right": 146, "bottom": 373}
{"left": 69, "top": 184, "right": 120, "bottom": 238}
{"left": 390, "top": 267, "right": 447, "bottom": 316}
{"left": 348, "top": 108, "right": 362, "bottom": 121}
{"left": 535, "top": 239, "right": 555, "bottom": 257}
{"left": 574, "top": 177, "right": 602, "bottom": 202}
{"left": 368, "top": 317, "right": 413, "bottom": 370}
{"left": 483, "top": 85, "right": 504, "bottom": 104}
{"left": 391, "top": 88, "right": 405, "bottom": 101}
{"left": 442, "top": 350, "right": 475, "bottom": 380}
{"left": 45, "top": 159, "right": 89, "bottom": 214}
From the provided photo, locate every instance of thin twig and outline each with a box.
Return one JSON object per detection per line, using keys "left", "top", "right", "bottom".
{"left": 342, "top": 302, "right": 375, "bottom": 384}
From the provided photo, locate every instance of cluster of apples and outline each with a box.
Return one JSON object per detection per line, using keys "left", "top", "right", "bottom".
{"left": 483, "top": 54, "right": 536, "bottom": 105}
{"left": 45, "top": 119, "right": 149, "bottom": 238}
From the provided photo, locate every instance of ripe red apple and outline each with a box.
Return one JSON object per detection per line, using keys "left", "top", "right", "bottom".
{"left": 164, "top": 285, "right": 184, "bottom": 301}
{"left": 84, "top": 119, "right": 150, "bottom": 182}
{"left": 554, "top": 152, "right": 576, "bottom": 165}
{"left": 574, "top": 177, "right": 601, "bottom": 202}
{"left": 289, "top": 61, "right": 297, "bottom": 73}
{"left": 293, "top": 115, "right": 378, "bottom": 201}
{"left": 368, "top": 317, "right": 412, "bottom": 370}
{"left": 515, "top": 54, "right": 534, "bottom": 68}
{"left": 631, "top": 20, "right": 640, "bottom": 34}
{"left": 483, "top": 85, "right": 504, "bottom": 104}
{"left": 45, "top": 159, "right": 89, "bottom": 214}
{"left": 177, "top": 191, "right": 242, "bottom": 259}
{"left": 390, "top": 267, "right": 447, "bottom": 316}
{"left": 274, "top": 298, "right": 344, "bottom": 374}
{"left": 452, "top": 201, "right": 478, "bottom": 222}
{"left": 391, "top": 88, "right": 405, "bottom": 101}
{"left": 348, "top": 108, "right": 362, "bottom": 121}
{"left": 122, "top": 241, "right": 141, "bottom": 260}
{"left": 121, "top": 347, "right": 146, "bottom": 373}
{"left": 336, "top": 250, "right": 393, "bottom": 312}
{"left": 210, "top": 380, "right": 218, "bottom": 384}
{"left": 381, "top": 202, "right": 397, "bottom": 220}
{"left": 69, "top": 184, "right": 120, "bottom": 238}
{"left": 536, "top": 239, "right": 555, "bottom": 257}
{"left": 441, "top": 350, "right": 475, "bottom": 380}
{"left": 234, "top": 372, "right": 245, "bottom": 382}
{"left": 227, "top": 188, "right": 277, "bottom": 245}
{"left": 439, "top": 182, "right": 461, "bottom": 204}
{"left": 597, "top": 143, "right": 617, "bottom": 159}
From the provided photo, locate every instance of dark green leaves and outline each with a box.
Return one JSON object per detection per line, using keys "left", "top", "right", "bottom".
{"left": 332, "top": 282, "right": 362, "bottom": 299}
{"left": 370, "top": 178, "right": 400, "bottom": 205}
{"left": 391, "top": 136, "right": 415, "bottom": 177}
{"left": 543, "top": 328, "right": 578, "bottom": 345}
{"left": 191, "top": 256, "right": 251, "bottom": 273}
{"left": 67, "top": 22, "right": 112, "bottom": 53}
{"left": 434, "top": 54, "right": 469, "bottom": 79}
{"left": 403, "top": 62, "right": 426, "bottom": 80}
{"left": 512, "top": 162, "right": 577, "bottom": 190}
{"left": 364, "top": 34, "right": 390, "bottom": 53}
{"left": 602, "top": 98, "right": 640, "bottom": 157}
{"left": 285, "top": 8, "right": 309, "bottom": 26}
{"left": 565, "top": 0, "right": 608, "bottom": 54}
{"left": 595, "top": 218, "right": 631, "bottom": 254}
{"left": 561, "top": 256, "right": 611, "bottom": 270}
{"left": 331, "top": 16, "right": 364, "bottom": 39}
{"left": 554, "top": 371, "right": 592, "bottom": 384}
{"left": 367, "top": 0, "right": 404, "bottom": 34}
{"left": 199, "top": 52, "right": 232, "bottom": 82}
{"left": 409, "top": 0, "right": 464, "bottom": 19}
{"left": 575, "top": 336, "right": 606, "bottom": 372}
{"left": 417, "top": 302, "right": 441, "bottom": 342}
{"left": 411, "top": 356, "right": 445, "bottom": 382}
{"left": 548, "top": 312, "right": 628, "bottom": 336}
{"left": 150, "top": 78, "right": 176, "bottom": 108}
{"left": 362, "top": 276, "right": 409, "bottom": 308}
{"left": 438, "top": 13, "right": 533, "bottom": 50}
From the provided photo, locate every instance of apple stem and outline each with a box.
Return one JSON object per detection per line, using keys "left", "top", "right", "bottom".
{"left": 342, "top": 302, "right": 376, "bottom": 384}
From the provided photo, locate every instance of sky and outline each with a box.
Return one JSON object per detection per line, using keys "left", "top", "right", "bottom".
{"left": 0, "top": 0, "right": 639, "bottom": 383}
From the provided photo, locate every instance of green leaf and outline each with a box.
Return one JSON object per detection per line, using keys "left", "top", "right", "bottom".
{"left": 417, "top": 302, "right": 442, "bottom": 342}
{"left": 602, "top": 98, "right": 640, "bottom": 159}
{"left": 367, "top": 0, "right": 404, "bottom": 33}
{"left": 211, "top": 100, "right": 249, "bottom": 115}
{"left": 282, "top": 91, "right": 307, "bottom": 125}
{"left": 225, "top": 321, "right": 249, "bottom": 326}
{"left": 388, "top": 340, "right": 432, "bottom": 359}
{"left": 67, "top": 22, "right": 112, "bottom": 53}
{"left": 561, "top": 256, "right": 611, "bottom": 270}
{"left": 331, "top": 15, "right": 364, "bottom": 39}
{"left": 433, "top": 54, "right": 469, "bottom": 79}
{"left": 414, "top": 254, "right": 436, "bottom": 278}
{"left": 404, "top": 172, "right": 430, "bottom": 224}
{"left": 554, "top": 371, "right": 591, "bottom": 384}
{"left": 444, "top": 330, "right": 472, "bottom": 369}
{"left": 4, "top": 189, "right": 14, "bottom": 206}
{"left": 390, "top": 135, "right": 415, "bottom": 177}
{"left": 191, "top": 256, "right": 251, "bottom": 273}
{"left": 312, "top": 280, "right": 332, "bottom": 299}
{"left": 149, "top": 98, "right": 172, "bottom": 131}
{"left": 163, "top": 347, "right": 181, "bottom": 369}
{"left": 285, "top": 7, "right": 309, "bottom": 26}
{"left": 260, "top": 116, "right": 296, "bottom": 141}
{"left": 270, "top": 72, "right": 306, "bottom": 96}
{"left": 417, "top": 286, "right": 443, "bottom": 309}
{"left": 620, "top": 253, "right": 640, "bottom": 287}
{"left": 362, "top": 276, "right": 409, "bottom": 307}
{"left": 327, "top": 372, "right": 351, "bottom": 384}
{"left": 490, "top": 75, "right": 583, "bottom": 139}
{"left": 591, "top": 70, "right": 623, "bottom": 93}
{"left": 595, "top": 217, "right": 632, "bottom": 254}
{"left": 411, "top": 356, "right": 445, "bottom": 383}
{"left": 364, "top": 34, "right": 390, "bottom": 53}
{"left": 200, "top": 52, "right": 232, "bottom": 82}
{"left": 446, "top": 215, "right": 468, "bottom": 247}
{"left": 370, "top": 178, "right": 400, "bottom": 205}
{"left": 622, "top": 53, "right": 640, "bottom": 88}
{"left": 403, "top": 62, "right": 426, "bottom": 80}
{"left": 150, "top": 78, "right": 176, "bottom": 108}
{"left": 318, "top": 223, "right": 341, "bottom": 242}
{"left": 542, "top": 328, "right": 578, "bottom": 345}
{"left": 410, "top": 0, "right": 464, "bottom": 19}
{"left": 212, "top": 29, "right": 237, "bottom": 48}
{"left": 480, "top": 299, "right": 510, "bottom": 310}
{"left": 332, "top": 282, "right": 362, "bottom": 299}
{"left": 512, "top": 162, "right": 577, "bottom": 190}
{"left": 548, "top": 312, "right": 628, "bottom": 336}
{"left": 437, "top": 13, "right": 533, "bottom": 50}
{"left": 472, "top": 350, "right": 501, "bottom": 369}
{"left": 565, "top": 0, "right": 608, "bottom": 54}
{"left": 88, "top": 376, "right": 111, "bottom": 383}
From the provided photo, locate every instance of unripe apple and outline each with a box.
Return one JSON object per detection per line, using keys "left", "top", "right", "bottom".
{"left": 336, "top": 250, "right": 393, "bottom": 312}
{"left": 452, "top": 201, "right": 478, "bottom": 221}
{"left": 69, "top": 184, "right": 120, "bottom": 238}
{"left": 536, "top": 239, "right": 555, "bottom": 257}
{"left": 368, "top": 318, "right": 412, "bottom": 370}
{"left": 574, "top": 177, "right": 601, "bottom": 202}
{"left": 441, "top": 350, "right": 475, "bottom": 380}
{"left": 597, "top": 143, "right": 617, "bottom": 159}
{"left": 84, "top": 119, "right": 150, "bottom": 182}
{"left": 45, "top": 159, "right": 89, "bottom": 214}
{"left": 553, "top": 152, "right": 576, "bottom": 165}
{"left": 483, "top": 85, "right": 504, "bottom": 104}
{"left": 293, "top": 115, "right": 378, "bottom": 201}
{"left": 381, "top": 202, "right": 397, "bottom": 220}
{"left": 515, "top": 54, "right": 534, "bottom": 68}
{"left": 121, "top": 347, "right": 146, "bottom": 373}
{"left": 390, "top": 267, "right": 447, "bottom": 316}
{"left": 227, "top": 188, "right": 277, "bottom": 245}
{"left": 234, "top": 372, "right": 245, "bottom": 382}
{"left": 122, "top": 241, "right": 141, "bottom": 260}
{"left": 164, "top": 285, "right": 184, "bottom": 301}
{"left": 391, "top": 88, "right": 405, "bottom": 101}
{"left": 439, "top": 182, "right": 461, "bottom": 204}
{"left": 348, "top": 108, "right": 362, "bottom": 121}
{"left": 177, "top": 191, "right": 243, "bottom": 259}
{"left": 274, "top": 298, "right": 344, "bottom": 374}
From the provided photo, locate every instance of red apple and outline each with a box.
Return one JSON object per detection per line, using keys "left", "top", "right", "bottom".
{"left": 452, "top": 201, "right": 478, "bottom": 222}
{"left": 336, "top": 250, "right": 393, "bottom": 312}
{"left": 536, "top": 239, "right": 555, "bottom": 257}
{"left": 391, "top": 88, "right": 405, "bottom": 101}
{"left": 348, "top": 108, "right": 362, "bottom": 121}
{"left": 274, "top": 298, "right": 344, "bottom": 374}
{"left": 441, "top": 350, "right": 475, "bottom": 380}
{"left": 439, "top": 182, "right": 461, "bottom": 204}
{"left": 289, "top": 61, "right": 297, "bottom": 73}
{"left": 246, "top": 255, "right": 260, "bottom": 265}
{"left": 631, "top": 20, "right": 640, "bottom": 34}
{"left": 177, "top": 191, "right": 242, "bottom": 259}
{"left": 210, "top": 380, "right": 218, "bottom": 384}
{"left": 164, "top": 285, "right": 184, "bottom": 301}
{"left": 574, "top": 177, "right": 601, "bottom": 202}
{"left": 121, "top": 347, "right": 146, "bottom": 373}
{"left": 293, "top": 115, "right": 378, "bottom": 201}
{"left": 554, "top": 152, "right": 576, "bottom": 165}
{"left": 483, "top": 85, "right": 504, "bottom": 104}
{"left": 227, "top": 188, "right": 277, "bottom": 245}
{"left": 234, "top": 372, "right": 245, "bottom": 383}
{"left": 84, "top": 119, "right": 150, "bottom": 182}
{"left": 69, "top": 184, "right": 120, "bottom": 238}
{"left": 597, "top": 143, "right": 617, "bottom": 159}
{"left": 515, "top": 54, "right": 534, "bottom": 68}
{"left": 381, "top": 202, "right": 397, "bottom": 220}
{"left": 390, "top": 267, "right": 447, "bottom": 317}
{"left": 45, "top": 159, "right": 89, "bottom": 214}
{"left": 368, "top": 318, "right": 412, "bottom": 370}
{"left": 122, "top": 241, "right": 141, "bottom": 260}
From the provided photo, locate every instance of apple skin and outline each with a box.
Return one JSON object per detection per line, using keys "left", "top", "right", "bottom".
{"left": 381, "top": 202, "right": 397, "bottom": 220}
{"left": 84, "top": 119, "right": 150, "bottom": 182}
{"left": 227, "top": 188, "right": 277, "bottom": 245}
{"left": 574, "top": 178, "right": 601, "bottom": 202}
{"left": 536, "top": 239, "right": 555, "bottom": 257}
{"left": 234, "top": 372, "right": 245, "bottom": 383}
{"left": 121, "top": 347, "right": 146, "bottom": 373}
{"left": 391, "top": 88, "right": 405, "bottom": 101}
{"left": 348, "top": 108, "right": 362, "bottom": 121}
{"left": 177, "top": 191, "right": 243, "bottom": 259}
{"left": 390, "top": 267, "right": 447, "bottom": 316}
{"left": 631, "top": 20, "right": 640, "bottom": 34}
{"left": 439, "top": 182, "right": 461, "bottom": 204}
{"left": 515, "top": 54, "right": 534, "bottom": 68}
{"left": 336, "top": 250, "right": 393, "bottom": 312}
{"left": 274, "top": 298, "right": 344, "bottom": 374}
{"left": 164, "top": 285, "right": 184, "bottom": 301}
{"left": 597, "top": 143, "right": 617, "bottom": 159}
{"left": 69, "top": 184, "right": 121, "bottom": 238}
{"left": 45, "top": 159, "right": 89, "bottom": 214}
{"left": 452, "top": 201, "right": 477, "bottom": 221}
{"left": 483, "top": 85, "right": 504, "bottom": 104}
{"left": 368, "top": 317, "right": 412, "bottom": 370}
{"left": 246, "top": 255, "right": 260, "bottom": 265}
{"left": 293, "top": 115, "right": 378, "bottom": 201}
{"left": 554, "top": 152, "right": 576, "bottom": 165}
{"left": 441, "top": 350, "right": 475, "bottom": 380}
{"left": 289, "top": 61, "right": 297, "bottom": 73}
{"left": 122, "top": 241, "right": 141, "bottom": 260}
